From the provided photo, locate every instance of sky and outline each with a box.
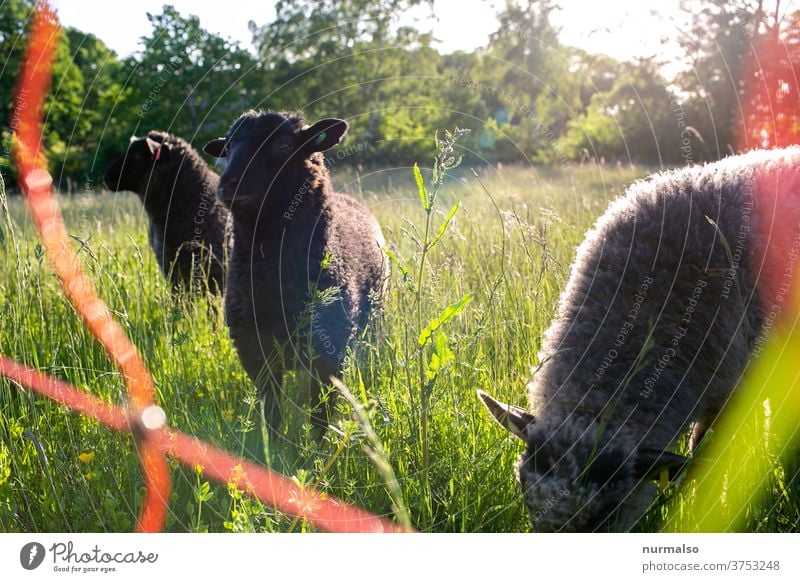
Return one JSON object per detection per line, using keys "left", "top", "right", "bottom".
{"left": 50, "top": 0, "right": 686, "bottom": 65}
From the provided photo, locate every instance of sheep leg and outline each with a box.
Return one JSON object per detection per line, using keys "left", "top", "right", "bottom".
{"left": 253, "top": 358, "right": 285, "bottom": 431}
{"left": 308, "top": 356, "right": 339, "bottom": 431}
{"left": 304, "top": 300, "right": 350, "bottom": 431}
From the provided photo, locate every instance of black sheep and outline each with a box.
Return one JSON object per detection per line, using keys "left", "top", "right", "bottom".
{"left": 203, "top": 110, "right": 387, "bottom": 428}
{"left": 104, "top": 131, "right": 231, "bottom": 293}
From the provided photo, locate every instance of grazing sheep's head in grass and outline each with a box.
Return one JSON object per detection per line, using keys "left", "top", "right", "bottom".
{"left": 103, "top": 131, "right": 176, "bottom": 194}
{"left": 478, "top": 391, "right": 687, "bottom": 531}
{"left": 202, "top": 110, "right": 348, "bottom": 214}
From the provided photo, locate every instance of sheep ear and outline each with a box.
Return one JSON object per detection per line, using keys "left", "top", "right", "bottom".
{"left": 477, "top": 390, "right": 535, "bottom": 440}
{"left": 634, "top": 448, "right": 690, "bottom": 480}
{"left": 203, "top": 138, "right": 227, "bottom": 158}
{"left": 144, "top": 136, "right": 161, "bottom": 156}
{"left": 299, "top": 118, "right": 348, "bottom": 153}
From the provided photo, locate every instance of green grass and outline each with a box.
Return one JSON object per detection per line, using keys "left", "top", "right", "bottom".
{"left": 1, "top": 157, "right": 797, "bottom": 533}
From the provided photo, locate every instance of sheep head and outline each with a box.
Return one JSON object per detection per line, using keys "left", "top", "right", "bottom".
{"left": 203, "top": 110, "right": 348, "bottom": 213}
{"left": 103, "top": 131, "right": 174, "bottom": 194}
{"left": 478, "top": 390, "right": 688, "bottom": 531}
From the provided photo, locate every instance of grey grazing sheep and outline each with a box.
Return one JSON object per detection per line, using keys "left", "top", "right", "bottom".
{"left": 203, "top": 110, "right": 387, "bottom": 428}
{"left": 480, "top": 146, "right": 800, "bottom": 531}
{"left": 104, "top": 131, "right": 231, "bottom": 293}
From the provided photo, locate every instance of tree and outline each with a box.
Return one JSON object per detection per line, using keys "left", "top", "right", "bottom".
{"left": 1, "top": 0, "right": 89, "bottom": 190}
{"left": 673, "top": 0, "right": 775, "bottom": 158}
{"left": 115, "top": 5, "right": 262, "bottom": 147}
{"left": 469, "top": 0, "right": 567, "bottom": 162}
{"left": 1, "top": 0, "right": 37, "bottom": 182}
{"left": 485, "top": 0, "right": 560, "bottom": 98}
{"left": 62, "top": 27, "right": 124, "bottom": 184}
{"left": 558, "top": 59, "right": 682, "bottom": 165}
{"left": 0, "top": 0, "right": 36, "bottom": 133}
{"left": 250, "top": 0, "right": 434, "bottom": 157}
{"left": 43, "top": 28, "right": 89, "bottom": 188}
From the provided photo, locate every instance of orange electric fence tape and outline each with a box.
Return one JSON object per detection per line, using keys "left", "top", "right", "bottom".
{"left": 2, "top": 1, "right": 407, "bottom": 534}
{"left": 0, "top": 357, "right": 404, "bottom": 533}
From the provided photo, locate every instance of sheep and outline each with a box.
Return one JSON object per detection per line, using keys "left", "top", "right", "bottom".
{"left": 480, "top": 146, "right": 800, "bottom": 531}
{"left": 203, "top": 110, "right": 387, "bottom": 429}
{"left": 103, "top": 131, "right": 232, "bottom": 294}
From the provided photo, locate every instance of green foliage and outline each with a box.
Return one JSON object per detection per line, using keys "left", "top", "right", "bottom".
{"left": 558, "top": 59, "right": 681, "bottom": 164}
{"left": 5, "top": 0, "right": 789, "bottom": 192}
{"left": 674, "top": 0, "right": 760, "bottom": 158}
{"left": 1, "top": 4, "right": 265, "bottom": 191}
{"left": 1, "top": 0, "right": 86, "bottom": 187}
{"left": 3, "top": 152, "right": 798, "bottom": 531}
{"left": 380, "top": 128, "right": 472, "bottom": 520}
{"left": 0, "top": 154, "right": 652, "bottom": 532}
{"left": 118, "top": 6, "right": 262, "bottom": 142}
{"left": 2, "top": 0, "right": 799, "bottom": 535}
{"left": 251, "top": 0, "right": 437, "bottom": 162}
{"left": 417, "top": 293, "right": 473, "bottom": 347}
{"left": 0, "top": 0, "right": 36, "bottom": 134}
{"left": 62, "top": 29, "right": 123, "bottom": 180}
{"left": 663, "top": 326, "right": 800, "bottom": 532}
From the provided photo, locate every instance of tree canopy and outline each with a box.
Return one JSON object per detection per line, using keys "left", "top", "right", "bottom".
{"left": 1, "top": 0, "right": 798, "bottom": 191}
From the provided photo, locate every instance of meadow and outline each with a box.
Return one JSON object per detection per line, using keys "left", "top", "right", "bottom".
{"left": 1, "top": 156, "right": 797, "bottom": 533}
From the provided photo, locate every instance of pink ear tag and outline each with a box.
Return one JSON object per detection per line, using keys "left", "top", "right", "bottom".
{"left": 154, "top": 146, "right": 162, "bottom": 161}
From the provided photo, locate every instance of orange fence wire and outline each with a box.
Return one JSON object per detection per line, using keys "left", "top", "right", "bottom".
{"left": 0, "top": 357, "right": 405, "bottom": 533}
{"left": 11, "top": 0, "right": 169, "bottom": 533}
{"left": 2, "top": 1, "right": 407, "bottom": 534}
